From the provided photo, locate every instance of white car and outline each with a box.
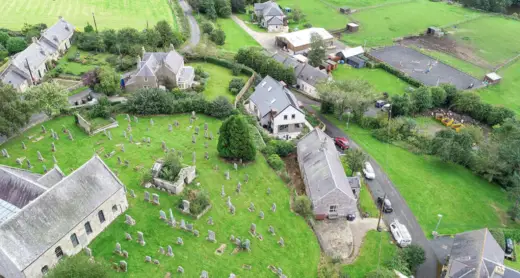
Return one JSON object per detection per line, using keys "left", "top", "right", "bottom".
{"left": 363, "top": 162, "right": 376, "bottom": 180}
{"left": 389, "top": 220, "right": 412, "bottom": 247}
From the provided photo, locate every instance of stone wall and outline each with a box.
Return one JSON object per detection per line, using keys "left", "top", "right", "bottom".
{"left": 75, "top": 113, "right": 91, "bottom": 134}
{"left": 152, "top": 165, "right": 196, "bottom": 195}
{"left": 90, "top": 120, "right": 119, "bottom": 136}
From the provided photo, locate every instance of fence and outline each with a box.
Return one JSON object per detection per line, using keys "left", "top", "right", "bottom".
{"left": 234, "top": 74, "right": 256, "bottom": 108}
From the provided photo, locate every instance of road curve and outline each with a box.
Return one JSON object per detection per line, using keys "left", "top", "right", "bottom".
{"left": 294, "top": 92, "right": 438, "bottom": 278}
{"left": 179, "top": 0, "right": 200, "bottom": 51}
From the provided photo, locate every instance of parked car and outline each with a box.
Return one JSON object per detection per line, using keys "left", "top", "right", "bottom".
{"left": 377, "top": 197, "right": 393, "bottom": 213}
{"left": 375, "top": 100, "right": 386, "bottom": 108}
{"left": 506, "top": 238, "right": 514, "bottom": 255}
{"left": 334, "top": 137, "right": 350, "bottom": 150}
{"left": 363, "top": 162, "right": 375, "bottom": 179}
{"left": 390, "top": 219, "right": 412, "bottom": 247}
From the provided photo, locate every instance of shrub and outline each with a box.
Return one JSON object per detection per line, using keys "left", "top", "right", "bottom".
{"left": 411, "top": 86, "right": 432, "bottom": 114}
{"left": 88, "top": 97, "right": 112, "bottom": 119}
{"left": 6, "top": 37, "right": 27, "bottom": 54}
{"left": 190, "top": 190, "right": 210, "bottom": 215}
{"left": 377, "top": 62, "right": 423, "bottom": 87}
{"left": 303, "top": 23, "right": 313, "bottom": 28}
{"left": 159, "top": 153, "right": 182, "bottom": 181}
{"left": 125, "top": 88, "right": 174, "bottom": 114}
{"left": 210, "top": 29, "right": 226, "bottom": 45}
{"left": 320, "top": 101, "right": 334, "bottom": 114}
{"left": 490, "top": 228, "right": 506, "bottom": 251}
{"left": 201, "top": 22, "right": 214, "bottom": 34}
{"left": 228, "top": 78, "right": 246, "bottom": 94}
{"left": 46, "top": 255, "right": 110, "bottom": 278}
{"left": 365, "top": 268, "right": 395, "bottom": 278}
{"left": 231, "top": 62, "right": 242, "bottom": 76}
{"left": 430, "top": 86, "right": 447, "bottom": 107}
{"left": 267, "top": 154, "right": 285, "bottom": 171}
{"left": 205, "top": 96, "right": 235, "bottom": 118}
{"left": 267, "top": 140, "right": 295, "bottom": 157}
{"left": 294, "top": 195, "right": 313, "bottom": 218}
{"left": 141, "top": 171, "right": 153, "bottom": 185}
{"left": 217, "top": 115, "right": 256, "bottom": 161}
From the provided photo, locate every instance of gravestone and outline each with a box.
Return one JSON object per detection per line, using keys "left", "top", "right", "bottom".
{"left": 236, "top": 182, "right": 241, "bottom": 193}
{"left": 230, "top": 235, "right": 235, "bottom": 241}
{"left": 207, "top": 230, "right": 216, "bottom": 242}
{"left": 186, "top": 223, "right": 193, "bottom": 232}
{"left": 1, "top": 149, "right": 8, "bottom": 158}
{"left": 204, "top": 130, "right": 208, "bottom": 139}
{"left": 168, "top": 124, "right": 173, "bottom": 132}
{"left": 244, "top": 174, "right": 249, "bottom": 183}
{"left": 124, "top": 160, "right": 129, "bottom": 167}
{"left": 201, "top": 270, "right": 209, "bottom": 278}
{"left": 189, "top": 117, "right": 194, "bottom": 124}
{"left": 221, "top": 185, "right": 225, "bottom": 197}
{"left": 250, "top": 223, "right": 256, "bottom": 235}
{"left": 192, "top": 152, "right": 196, "bottom": 165}
{"left": 159, "top": 210, "right": 166, "bottom": 220}
{"left": 204, "top": 142, "right": 208, "bottom": 149}
{"left": 182, "top": 200, "right": 190, "bottom": 213}
{"left": 169, "top": 208, "right": 176, "bottom": 226}
{"left": 177, "top": 237, "right": 184, "bottom": 245}
{"left": 114, "top": 242, "right": 122, "bottom": 254}
{"left": 137, "top": 231, "right": 146, "bottom": 246}
{"left": 267, "top": 188, "right": 271, "bottom": 195}
{"left": 147, "top": 137, "right": 151, "bottom": 144}
{"left": 126, "top": 114, "right": 131, "bottom": 122}
{"left": 174, "top": 120, "right": 179, "bottom": 127}
{"left": 209, "top": 132, "right": 214, "bottom": 140}
{"left": 16, "top": 158, "right": 22, "bottom": 166}
{"left": 37, "top": 151, "right": 44, "bottom": 161}
{"left": 68, "top": 132, "right": 73, "bottom": 141}
{"left": 177, "top": 266, "right": 184, "bottom": 273}
{"left": 235, "top": 238, "right": 241, "bottom": 247}
{"left": 167, "top": 245, "right": 174, "bottom": 257}
{"left": 248, "top": 202, "right": 255, "bottom": 212}
{"left": 42, "top": 165, "right": 47, "bottom": 173}
{"left": 204, "top": 152, "right": 209, "bottom": 160}
{"left": 125, "top": 214, "right": 136, "bottom": 226}
{"left": 207, "top": 216, "right": 214, "bottom": 225}
{"left": 271, "top": 203, "right": 277, "bottom": 212}
{"left": 123, "top": 131, "right": 127, "bottom": 138}
{"left": 159, "top": 246, "right": 165, "bottom": 254}
{"left": 243, "top": 239, "right": 251, "bottom": 251}
{"left": 214, "top": 164, "right": 219, "bottom": 171}
{"left": 278, "top": 268, "right": 283, "bottom": 276}
{"left": 259, "top": 211, "right": 265, "bottom": 220}
{"left": 120, "top": 261, "right": 127, "bottom": 272}
{"left": 204, "top": 122, "right": 208, "bottom": 130}
{"left": 225, "top": 170, "right": 230, "bottom": 180}
{"left": 152, "top": 193, "right": 160, "bottom": 205}
{"left": 269, "top": 225, "right": 275, "bottom": 235}
{"left": 229, "top": 205, "right": 235, "bottom": 215}
{"left": 162, "top": 141, "right": 167, "bottom": 150}
{"left": 125, "top": 232, "right": 132, "bottom": 241}
{"left": 51, "top": 142, "right": 56, "bottom": 152}
{"left": 234, "top": 163, "right": 238, "bottom": 171}
{"left": 230, "top": 274, "right": 236, "bottom": 278}
{"left": 41, "top": 125, "right": 46, "bottom": 133}
{"left": 122, "top": 250, "right": 128, "bottom": 258}
{"left": 121, "top": 145, "right": 125, "bottom": 152}
{"left": 130, "top": 189, "right": 136, "bottom": 198}
{"left": 134, "top": 116, "right": 138, "bottom": 123}
{"left": 53, "top": 155, "right": 58, "bottom": 164}
{"left": 150, "top": 119, "right": 154, "bottom": 126}
{"left": 145, "top": 256, "right": 152, "bottom": 263}
{"left": 21, "top": 142, "right": 26, "bottom": 150}
{"left": 84, "top": 247, "right": 92, "bottom": 257}
{"left": 278, "top": 237, "right": 285, "bottom": 247}
{"left": 192, "top": 135, "right": 196, "bottom": 144}
{"left": 129, "top": 135, "right": 133, "bottom": 143}
{"left": 194, "top": 229, "right": 200, "bottom": 237}
{"left": 194, "top": 126, "right": 199, "bottom": 135}
{"left": 117, "top": 156, "right": 122, "bottom": 165}
{"left": 144, "top": 191, "right": 150, "bottom": 202}
{"left": 26, "top": 159, "right": 32, "bottom": 169}
{"left": 227, "top": 196, "right": 232, "bottom": 208}
{"left": 180, "top": 219, "right": 186, "bottom": 230}
{"left": 192, "top": 111, "right": 196, "bottom": 118}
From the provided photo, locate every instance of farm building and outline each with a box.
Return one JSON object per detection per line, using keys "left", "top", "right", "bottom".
{"left": 346, "top": 56, "right": 366, "bottom": 68}
{"left": 275, "top": 28, "right": 334, "bottom": 54}
{"left": 347, "top": 23, "right": 359, "bottom": 32}
{"left": 339, "top": 7, "right": 351, "bottom": 14}
{"left": 0, "top": 155, "right": 128, "bottom": 278}
{"left": 426, "top": 27, "right": 444, "bottom": 37}
{"left": 335, "top": 46, "right": 365, "bottom": 62}
{"left": 484, "top": 72, "right": 502, "bottom": 84}
{"left": 297, "top": 128, "right": 358, "bottom": 220}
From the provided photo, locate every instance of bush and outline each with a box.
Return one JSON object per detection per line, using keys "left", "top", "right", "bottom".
{"left": 267, "top": 154, "right": 285, "bottom": 171}
{"left": 125, "top": 88, "right": 174, "bottom": 114}
{"left": 228, "top": 78, "right": 246, "bottom": 94}
{"left": 321, "top": 101, "right": 334, "bottom": 114}
{"left": 88, "top": 97, "right": 112, "bottom": 119}
{"left": 490, "top": 228, "right": 506, "bottom": 251}
{"left": 201, "top": 22, "right": 214, "bottom": 34}
{"left": 159, "top": 153, "right": 182, "bottom": 181}
{"left": 217, "top": 115, "right": 257, "bottom": 161}
{"left": 231, "top": 62, "right": 242, "bottom": 76}
{"left": 365, "top": 268, "right": 395, "bottom": 278}
{"left": 303, "top": 23, "right": 313, "bottom": 28}
{"left": 205, "top": 96, "right": 235, "bottom": 118}
{"left": 190, "top": 190, "right": 210, "bottom": 215}
{"left": 6, "top": 37, "right": 27, "bottom": 54}
{"left": 210, "top": 29, "right": 226, "bottom": 45}
{"left": 430, "top": 86, "right": 447, "bottom": 107}
{"left": 294, "top": 195, "right": 313, "bottom": 218}
{"left": 377, "top": 62, "right": 423, "bottom": 87}
{"left": 267, "top": 140, "right": 295, "bottom": 157}
{"left": 46, "top": 255, "right": 111, "bottom": 278}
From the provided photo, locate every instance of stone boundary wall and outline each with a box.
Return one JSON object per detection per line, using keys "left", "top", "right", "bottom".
{"left": 75, "top": 113, "right": 91, "bottom": 134}
{"left": 234, "top": 74, "right": 256, "bottom": 108}
{"left": 90, "top": 120, "right": 119, "bottom": 135}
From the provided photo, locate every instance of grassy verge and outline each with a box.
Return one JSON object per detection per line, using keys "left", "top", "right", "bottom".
{"left": 68, "top": 86, "right": 89, "bottom": 96}
{"left": 359, "top": 182, "right": 379, "bottom": 217}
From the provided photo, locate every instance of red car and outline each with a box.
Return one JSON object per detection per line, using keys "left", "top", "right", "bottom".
{"left": 334, "top": 137, "right": 350, "bottom": 150}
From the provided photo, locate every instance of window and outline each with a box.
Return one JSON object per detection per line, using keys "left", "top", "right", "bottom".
{"left": 70, "top": 233, "right": 79, "bottom": 247}
{"left": 329, "top": 205, "right": 338, "bottom": 213}
{"left": 143, "top": 85, "right": 149, "bottom": 89}
{"left": 41, "top": 266, "right": 49, "bottom": 275}
{"left": 55, "top": 246, "right": 63, "bottom": 259}
{"left": 144, "top": 77, "right": 148, "bottom": 82}
{"left": 98, "top": 210, "right": 105, "bottom": 223}
{"left": 291, "top": 114, "right": 296, "bottom": 119}
{"left": 112, "top": 205, "right": 118, "bottom": 213}
{"left": 295, "top": 123, "right": 300, "bottom": 128}
{"left": 38, "top": 70, "right": 42, "bottom": 78}
{"left": 85, "top": 222, "right": 93, "bottom": 235}
{"left": 283, "top": 115, "right": 288, "bottom": 120}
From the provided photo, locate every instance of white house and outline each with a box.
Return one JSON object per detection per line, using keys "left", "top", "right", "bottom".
{"left": 254, "top": 1, "right": 288, "bottom": 32}
{"left": 0, "top": 155, "right": 128, "bottom": 278}
{"left": 247, "top": 75, "right": 308, "bottom": 139}
{"left": 0, "top": 17, "right": 75, "bottom": 92}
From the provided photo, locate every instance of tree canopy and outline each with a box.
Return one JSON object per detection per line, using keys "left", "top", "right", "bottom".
{"left": 0, "top": 85, "right": 32, "bottom": 137}
{"left": 307, "top": 32, "right": 326, "bottom": 67}
{"left": 23, "top": 82, "right": 69, "bottom": 117}
{"left": 317, "top": 79, "right": 377, "bottom": 120}
{"left": 46, "top": 256, "right": 111, "bottom": 278}
{"left": 217, "top": 115, "right": 256, "bottom": 161}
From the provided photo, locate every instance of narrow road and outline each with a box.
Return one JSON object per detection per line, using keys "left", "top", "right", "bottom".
{"left": 294, "top": 93, "right": 438, "bottom": 278}
{"left": 179, "top": 0, "right": 200, "bottom": 51}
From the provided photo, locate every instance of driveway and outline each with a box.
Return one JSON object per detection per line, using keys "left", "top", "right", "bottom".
{"left": 230, "top": 15, "right": 279, "bottom": 52}
{"left": 180, "top": 0, "right": 200, "bottom": 51}
{"left": 294, "top": 92, "right": 438, "bottom": 278}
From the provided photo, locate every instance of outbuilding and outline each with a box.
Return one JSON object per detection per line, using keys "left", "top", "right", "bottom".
{"left": 339, "top": 6, "right": 351, "bottom": 14}
{"left": 346, "top": 55, "right": 366, "bottom": 68}
{"left": 335, "top": 46, "right": 365, "bottom": 62}
{"left": 275, "top": 28, "right": 334, "bottom": 54}
{"left": 484, "top": 72, "right": 502, "bottom": 84}
{"left": 347, "top": 23, "right": 359, "bottom": 32}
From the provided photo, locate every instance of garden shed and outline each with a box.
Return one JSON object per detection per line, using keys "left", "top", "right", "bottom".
{"left": 339, "top": 7, "right": 351, "bottom": 14}
{"left": 346, "top": 56, "right": 366, "bottom": 68}
{"left": 484, "top": 72, "right": 502, "bottom": 84}
{"left": 347, "top": 23, "right": 359, "bottom": 32}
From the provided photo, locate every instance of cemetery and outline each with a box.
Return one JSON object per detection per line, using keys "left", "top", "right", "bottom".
{"left": 0, "top": 113, "right": 320, "bottom": 277}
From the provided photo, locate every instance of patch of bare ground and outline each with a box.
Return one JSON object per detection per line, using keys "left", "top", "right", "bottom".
{"left": 283, "top": 153, "right": 306, "bottom": 195}
{"left": 490, "top": 202, "right": 509, "bottom": 227}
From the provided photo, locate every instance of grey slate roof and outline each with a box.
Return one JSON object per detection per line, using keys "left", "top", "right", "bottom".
{"left": 295, "top": 63, "right": 328, "bottom": 86}
{"left": 270, "top": 52, "right": 300, "bottom": 69}
{"left": 267, "top": 16, "right": 284, "bottom": 25}
{"left": 179, "top": 66, "right": 195, "bottom": 83}
{"left": 36, "top": 166, "right": 65, "bottom": 188}
{"left": 297, "top": 129, "right": 357, "bottom": 204}
{"left": 135, "top": 64, "right": 156, "bottom": 77}
{"left": 0, "top": 166, "right": 46, "bottom": 209}
{"left": 128, "top": 50, "right": 185, "bottom": 85}
{"left": 1, "top": 67, "right": 27, "bottom": 87}
{"left": 249, "top": 75, "right": 301, "bottom": 118}
{"left": 254, "top": 1, "right": 284, "bottom": 17}
{"left": 163, "top": 50, "right": 184, "bottom": 74}
{"left": 40, "top": 18, "right": 75, "bottom": 49}
{"left": 0, "top": 155, "right": 126, "bottom": 270}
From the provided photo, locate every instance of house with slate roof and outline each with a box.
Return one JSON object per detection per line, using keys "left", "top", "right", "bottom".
{"left": 0, "top": 155, "right": 128, "bottom": 278}
{"left": 297, "top": 128, "right": 359, "bottom": 220}
{"left": 0, "top": 17, "right": 74, "bottom": 92}
{"left": 254, "top": 1, "right": 288, "bottom": 32}
{"left": 124, "top": 46, "right": 194, "bottom": 91}
{"left": 247, "top": 75, "right": 309, "bottom": 139}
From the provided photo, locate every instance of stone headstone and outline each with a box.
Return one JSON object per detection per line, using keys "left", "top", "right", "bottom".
{"left": 153, "top": 259, "right": 160, "bottom": 265}
{"left": 194, "top": 126, "right": 199, "bottom": 135}
{"left": 186, "top": 223, "right": 193, "bottom": 232}
{"left": 114, "top": 242, "right": 122, "bottom": 254}
{"left": 229, "top": 274, "right": 236, "bottom": 278}
{"left": 210, "top": 132, "right": 214, "bottom": 140}
{"left": 145, "top": 256, "right": 152, "bottom": 263}
{"left": 130, "top": 189, "right": 136, "bottom": 198}
{"left": 121, "top": 145, "right": 125, "bottom": 152}
{"left": 51, "top": 142, "right": 56, "bottom": 152}
{"left": 234, "top": 163, "right": 238, "bottom": 171}
{"left": 207, "top": 216, "right": 214, "bottom": 225}
{"left": 68, "top": 132, "right": 73, "bottom": 141}
{"left": 129, "top": 134, "right": 133, "bottom": 143}
{"left": 16, "top": 158, "right": 22, "bottom": 166}
{"left": 167, "top": 245, "right": 174, "bottom": 257}
{"left": 225, "top": 170, "right": 230, "bottom": 180}
{"left": 250, "top": 223, "right": 256, "bottom": 235}
{"left": 162, "top": 141, "right": 167, "bottom": 151}
{"left": 201, "top": 270, "right": 209, "bottom": 278}
{"left": 152, "top": 193, "right": 160, "bottom": 205}
{"left": 204, "top": 122, "right": 208, "bottom": 130}
{"left": 150, "top": 119, "right": 154, "bottom": 126}
{"left": 26, "top": 159, "right": 32, "bottom": 169}
{"left": 117, "top": 156, "right": 122, "bottom": 165}
{"left": 124, "top": 160, "right": 129, "bottom": 167}
{"left": 169, "top": 208, "right": 176, "bottom": 226}
{"left": 122, "top": 250, "right": 128, "bottom": 258}
{"left": 123, "top": 130, "right": 127, "bottom": 138}
{"left": 174, "top": 120, "right": 179, "bottom": 127}
{"left": 278, "top": 267, "right": 283, "bottom": 276}
{"left": 204, "top": 152, "right": 209, "bottom": 160}
{"left": 214, "top": 164, "right": 219, "bottom": 171}
{"left": 271, "top": 203, "right": 277, "bottom": 212}
{"left": 259, "top": 211, "right": 265, "bottom": 219}
{"left": 243, "top": 239, "right": 251, "bottom": 251}
{"left": 137, "top": 231, "right": 146, "bottom": 246}
{"left": 230, "top": 235, "right": 235, "bottom": 241}
{"left": 194, "top": 230, "right": 200, "bottom": 237}
{"left": 249, "top": 202, "right": 255, "bottom": 212}
{"left": 41, "top": 125, "right": 46, "bottom": 133}
{"left": 21, "top": 142, "right": 26, "bottom": 150}
{"left": 120, "top": 261, "right": 128, "bottom": 272}
{"left": 204, "top": 130, "right": 208, "bottom": 139}
{"left": 204, "top": 142, "right": 208, "bottom": 149}
{"left": 37, "top": 151, "right": 44, "bottom": 161}
{"left": 229, "top": 205, "right": 235, "bottom": 215}
{"left": 191, "top": 111, "right": 196, "bottom": 118}
{"left": 177, "top": 237, "right": 184, "bottom": 245}
{"left": 1, "top": 149, "right": 8, "bottom": 158}
{"left": 192, "top": 135, "right": 196, "bottom": 144}
{"left": 125, "top": 214, "right": 136, "bottom": 226}
{"left": 236, "top": 182, "right": 241, "bottom": 193}
{"left": 125, "top": 232, "right": 132, "bottom": 241}
{"left": 180, "top": 219, "right": 186, "bottom": 230}
{"left": 235, "top": 238, "right": 241, "bottom": 247}
{"left": 126, "top": 114, "right": 131, "bottom": 122}
{"left": 269, "top": 225, "right": 275, "bottom": 235}
{"left": 227, "top": 196, "right": 232, "bottom": 208}
{"left": 221, "top": 185, "right": 225, "bottom": 197}
{"left": 43, "top": 165, "right": 47, "bottom": 173}
{"left": 84, "top": 247, "right": 92, "bottom": 257}
{"left": 159, "top": 246, "right": 165, "bottom": 254}
{"left": 168, "top": 124, "right": 173, "bottom": 132}
{"left": 182, "top": 200, "right": 190, "bottom": 213}
{"left": 207, "top": 230, "right": 216, "bottom": 242}
{"left": 177, "top": 266, "right": 184, "bottom": 273}
{"left": 244, "top": 174, "right": 249, "bottom": 183}
{"left": 53, "top": 155, "right": 58, "bottom": 164}
{"left": 278, "top": 237, "right": 285, "bottom": 247}
{"left": 159, "top": 210, "right": 166, "bottom": 220}
{"left": 267, "top": 188, "right": 271, "bottom": 195}
{"left": 134, "top": 116, "right": 138, "bottom": 122}
{"left": 192, "top": 152, "right": 196, "bottom": 164}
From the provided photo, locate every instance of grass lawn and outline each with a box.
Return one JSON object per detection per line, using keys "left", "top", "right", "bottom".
{"left": 478, "top": 60, "right": 520, "bottom": 116}
{"left": 52, "top": 46, "right": 114, "bottom": 76}
{"left": 505, "top": 255, "right": 520, "bottom": 271}
{"left": 320, "top": 113, "right": 515, "bottom": 236}
{"left": 235, "top": 12, "right": 266, "bottom": 33}
{"left": 189, "top": 62, "right": 249, "bottom": 102}
{"left": 215, "top": 18, "right": 260, "bottom": 53}
{"left": 0, "top": 0, "right": 174, "bottom": 30}
{"left": 276, "top": 0, "right": 349, "bottom": 29}
{"left": 343, "top": 1, "right": 482, "bottom": 47}
{"left": 359, "top": 183, "right": 379, "bottom": 217}
{"left": 445, "top": 16, "right": 520, "bottom": 67}
{"left": 68, "top": 86, "right": 89, "bottom": 96}
{"left": 342, "top": 230, "right": 397, "bottom": 277}
{"left": 0, "top": 114, "right": 320, "bottom": 277}
{"left": 332, "top": 64, "right": 412, "bottom": 96}
{"left": 412, "top": 47, "right": 487, "bottom": 78}
{"left": 327, "top": 0, "right": 409, "bottom": 8}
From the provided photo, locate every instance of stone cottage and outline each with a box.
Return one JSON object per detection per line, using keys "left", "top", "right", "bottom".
{"left": 0, "top": 155, "right": 128, "bottom": 277}
{"left": 254, "top": 1, "right": 288, "bottom": 32}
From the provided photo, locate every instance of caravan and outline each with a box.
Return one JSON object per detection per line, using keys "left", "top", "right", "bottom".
{"left": 389, "top": 220, "right": 412, "bottom": 247}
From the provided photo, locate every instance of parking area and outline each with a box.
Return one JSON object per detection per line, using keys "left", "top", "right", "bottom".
{"left": 370, "top": 45, "right": 483, "bottom": 90}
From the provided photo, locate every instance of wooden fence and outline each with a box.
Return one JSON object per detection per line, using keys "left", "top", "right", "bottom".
{"left": 234, "top": 73, "right": 256, "bottom": 108}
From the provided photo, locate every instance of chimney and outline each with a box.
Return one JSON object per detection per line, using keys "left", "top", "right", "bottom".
{"left": 31, "top": 37, "right": 37, "bottom": 44}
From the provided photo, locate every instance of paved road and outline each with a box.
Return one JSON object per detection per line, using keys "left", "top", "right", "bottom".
{"left": 294, "top": 93, "right": 438, "bottom": 278}
{"left": 179, "top": 0, "right": 200, "bottom": 51}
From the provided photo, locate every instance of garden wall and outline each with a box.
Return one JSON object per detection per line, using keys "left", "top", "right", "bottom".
{"left": 234, "top": 74, "right": 256, "bottom": 108}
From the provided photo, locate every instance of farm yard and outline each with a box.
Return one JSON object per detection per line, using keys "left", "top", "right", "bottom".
{"left": 0, "top": 114, "right": 320, "bottom": 277}
{"left": 0, "top": 0, "right": 175, "bottom": 30}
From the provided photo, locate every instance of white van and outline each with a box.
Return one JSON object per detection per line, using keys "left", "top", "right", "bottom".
{"left": 363, "top": 162, "right": 376, "bottom": 180}
{"left": 389, "top": 220, "right": 412, "bottom": 247}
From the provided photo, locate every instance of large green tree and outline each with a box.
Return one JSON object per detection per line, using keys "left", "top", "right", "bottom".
{"left": 307, "top": 32, "right": 326, "bottom": 67}
{"left": 46, "top": 256, "right": 111, "bottom": 278}
{"left": 94, "top": 67, "right": 121, "bottom": 96}
{"left": 215, "top": 0, "right": 232, "bottom": 17}
{"left": 410, "top": 86, "right": 432, "bottom": 114}
{"left": 6, "top": 37, "right": 27, "bottom": 54}
{"left": 0, "top": 85, "right": 32, "bottom": 136}
{"left": 23, "top": 82, "right": 69, "bottom": 117}
{"left": 317, "top": 79, "right": 377, "bottom": 120}
{"left": 217, "top": 115, "right": 256, "bottom": 161}
{"left": 344, "top": 148, "right": 368, "bottom": 174}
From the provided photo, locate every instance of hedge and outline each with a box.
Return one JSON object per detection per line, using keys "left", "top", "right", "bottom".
{"left": 184, "top": 54, "right": 256, "bottom": 76}
{"left": 377, "top": 62, "right": 423, "bottom": 87}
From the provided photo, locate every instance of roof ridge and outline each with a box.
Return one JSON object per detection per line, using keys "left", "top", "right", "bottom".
{"left": 0, "top": 166, "right": 47, "bottom": 191}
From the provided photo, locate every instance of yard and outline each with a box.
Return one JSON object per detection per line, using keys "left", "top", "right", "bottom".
{"left": 342, "top": 230, "right": 397, "bottom": 277}
{"left": 332, "top": 64, "right": 412, "bottom": 97}
{"left": 322, "top": 114, "right": 516, "bottom": 236}
{"left": 189, "top": 62, "right": 250, "bottom": 102}
{"left": 343, "top": 1, "right": 482, "bottom": 47}
{"left": 215, "top": 18, "right": 261, "bottom": 53}
{"left": 478, "top": 60, "right": 520, "bottom": 116}
{"left": 51, "top": 46, "right": 114, "bottom": 76}
{"left": 0, "top": 114, "right": 320, "bottom": 277}
{"left": 0, "top": 0, "right": 174, "bottom": 30}
{"left": 276, "top": 0, "right": 349, "bottom": 29}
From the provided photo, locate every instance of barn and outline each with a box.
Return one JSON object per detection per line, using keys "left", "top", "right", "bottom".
{"left": 275, "top": 28, "right": 334, "bottom": 54}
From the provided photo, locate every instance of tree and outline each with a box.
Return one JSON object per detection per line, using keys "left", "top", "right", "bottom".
{"left": 291, "top": 8, "right": 305, "bottom": 23}
{"left": 142, "top": 28, "right": 162, "bottom": 48}
{"left": 217, "top": 115, "right": 256, "bottom": 161}
{"left": 431, "top": 129, "right": 475, "bottom": 167}
{"left": 126, "top": 88, "right": 173, "bottom": 114}
{"left": 229, "top": 78, "right": 246, "bottom": 94}
{"left": 201, "top": 22, "right": 214, "bottom": 34}
{"left": 201, "top": 0, "right": 218, "bottom": 20}
{"left": 410, "top": 87, "right": 432, "bottom": 114}
{"left": 84, "top": 22, "right": 95, "bottom": 33}
{"left": 6, "top": 37, "right": 27, "bottom": 54}
{"left": 231, "top": 0, "right": 246, "bottom": 13}
{"left": 206, "top": 96, "right": 235, "bottom": 118}
{"left": 430, "top": 86, "right": 447, "bottom": 107}
{"left": 215, "top": 0, "right": 232, "bottom": 17}
{"left": 390, "top": 94, "right": 412, "bottom": 117}
{"left": 267, "top": 154, "right": 285, "bottom": 170}
{"left": 155, "top": 20, "right": 184, "bottom": 48}
{"left": 94, "top": 67, "right": 121, "bottom": 96}
{"left": 317, "top": 79, "right": 377, "bottom": 120}
{"left": 0, "top": 31, "right": 10, "bottom": 46}
{"left": 210, "top": 29, "right": 226, "bottom": 45}
{"left": 101, "top": 29, "right": 118, "bottom": 52}
{"left": 23, "top": 82, "right": 69, "bottom": 117}
{"left": 344, "top": 149, "right": 368, "bottom": 173}
{"left": 160, "top": 153, "right": 182, "bottom": 181}
{"left": 294, "top": 195, "right": 313, "bottom": 218}
{"left": 76, "top": 32, "right": 104, "bottom": 52}
{"left": 0, "top": 85, "right": 32, "bottom": 137}
{"left": 46, "top": 255, "right": 110, "bottom": 278}
{"left": 401, "top": 244, "right": 426, "bottom": 273}
{"left": 307, "top": 32, "right": 326, "bottom": 67}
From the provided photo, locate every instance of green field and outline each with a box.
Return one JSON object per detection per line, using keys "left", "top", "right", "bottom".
{"left": 445, "top": 16, "right": 520, "bottom": 67}
{"left": 0, "top": 0, "right": 174, "bottom": 30}
{"left": 332, "top": 64, "right": 411, "bottom": 96}
{"left": 478, "top": 61, "right": 520, "bottom": 116}
{"left": 276, "top": 0, "right": 349, "bottom": 29}
{"left": 190, "top": 62, "right": 249, "bottom": 101}
{"left": 321, "top": 114, "right": 515, "bottom": 236}
{"left": 343, "top": 1, "right": 482, "bottom": 47}
{"left": 342, "top": 231, "right": 397, "bottom": 277}
{"left": 0, "top": 114, "right": 320, "bottom": 277}
{"left": 327, "top": 0, "right": 409, "bottom": 8}
{"left": 216, "top": 18, "right": 261, "bottom": 53}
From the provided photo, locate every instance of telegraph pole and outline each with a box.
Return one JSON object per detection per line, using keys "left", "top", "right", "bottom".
{"left": 92, "top": 12, "right": 98, "bottom": 33}
{"left": 377, "top": 193, "right": 386, "bottom": 232}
